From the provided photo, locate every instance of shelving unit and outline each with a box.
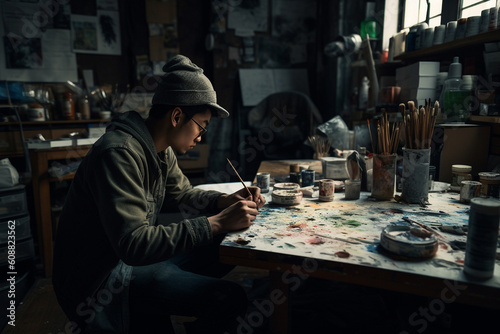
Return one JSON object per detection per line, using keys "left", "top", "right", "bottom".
{"left": 395, "top": 30, "right": 500, "bottom": 62}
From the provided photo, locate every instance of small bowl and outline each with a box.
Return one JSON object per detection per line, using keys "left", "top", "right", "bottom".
{"left": 271, "top": 189, "right": 303, "bottom": 206}
{"left": 99, "top": 111, "right": 112, "bottom": 120}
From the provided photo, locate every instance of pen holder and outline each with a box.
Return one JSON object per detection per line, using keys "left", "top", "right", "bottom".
{"left": 401, "top": 148, "right": 430, "bottom": 204}
{"left": 371, "top": 154, "right": 396, "bottom": 201}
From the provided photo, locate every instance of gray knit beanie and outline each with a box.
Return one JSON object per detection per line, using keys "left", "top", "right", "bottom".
{"left": 152, "top": 55, "right": 229, "bottom": 118}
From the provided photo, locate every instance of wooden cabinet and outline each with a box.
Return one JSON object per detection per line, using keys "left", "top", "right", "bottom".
{"left": 29, "top": 146, "right": 92, "bottom": 277}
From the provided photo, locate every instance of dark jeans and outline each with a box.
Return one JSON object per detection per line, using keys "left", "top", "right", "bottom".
{"left": 129, "top": 235, "right": 247, "bottom": 334}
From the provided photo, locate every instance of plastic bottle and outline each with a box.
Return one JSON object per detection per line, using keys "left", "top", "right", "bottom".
{"left": 358, "top": 76, "right": 369, "bottom": 110}
{"left": 360, "top": 2, "right": 381, "bottom": 51}
{"left": 62, "top": 92, "right": 75, "bottom": 120}
{"left": 439, "top": 57, "right": 469, "bottom": 122}
{"left": 79, "top": 95, "right": 91, "bottom": 120}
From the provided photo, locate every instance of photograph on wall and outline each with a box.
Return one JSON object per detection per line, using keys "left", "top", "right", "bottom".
{"left": 4, "top": 36, "right": 42, "bottom": 69}
{"left": 0, "top": 0, "right": 77, "bottom": 81}
{"left": 227, "top": 0, "right": 268, "bottom": 33}
{"left": 271, "top": 0, "right": 316, "bottom": 44}
{"left": 71, "top": 10, "right": 121, "bottom": 55}
{"left": 71, "top": 15, "right": 98, "bottom": 52}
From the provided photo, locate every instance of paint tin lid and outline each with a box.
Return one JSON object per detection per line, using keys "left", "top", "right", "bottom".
{"left": 470, "top": 197, "right": 500, "bottom": 215}
{"left": 478, "top": 172, "right": 500, "bottom": 181}
{"left": 452, "top": 164, "right": 472, "bottom": 173}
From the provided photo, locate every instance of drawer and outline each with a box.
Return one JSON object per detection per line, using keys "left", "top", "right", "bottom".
{"left": 0, "top": 215, "right": 31, "bottom": 245}
{"left": 0, "top": 237, "right": 35, "bottom": 266}
{"left": 0, "top": 185, "right": 28, "bottom": 220}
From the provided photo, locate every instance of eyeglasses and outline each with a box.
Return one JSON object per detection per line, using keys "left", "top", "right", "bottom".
{"left": 191, "top": 118, "right": 207, "bottom": 137}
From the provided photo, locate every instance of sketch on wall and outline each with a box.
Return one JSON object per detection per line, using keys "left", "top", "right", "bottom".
{"left": 72, "top": 10, "right": 121, "bottom": 55}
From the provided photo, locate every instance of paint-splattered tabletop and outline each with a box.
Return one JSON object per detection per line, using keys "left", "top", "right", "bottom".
{"left": 222, "top": 190, "right": 500, "bottom": 288}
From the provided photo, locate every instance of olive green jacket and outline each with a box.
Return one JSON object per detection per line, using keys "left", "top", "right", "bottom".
{"left": 52, "top": 111, "right": 222, "bottom": 331}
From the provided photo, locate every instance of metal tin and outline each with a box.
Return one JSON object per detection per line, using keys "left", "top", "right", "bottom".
{"left": 289, "top": 172, "right": 301, "bottom": 184}
{"left": 344, "top": 179, "right": 361, "bottom": 200}
{"left": 319, "top": 179, "right": 335, "bottom": 202}
{"left": 464, "top": 198, "right": 500, "bottom": 279}
{"left": 301, "top": 169, "right": 315, "bottom": 187}
{"left": 256, "top": 172, "right": 270, "bottom": 193}
{"left": 478, "top": 172, "right": 500, "bottom": 198}
{"left": 451, "top": 164, "right": 472, "bottom": 192}
{"left": 271, "top": 190, "right": 303, "bottom": 206}
{"left": 273, "top": 182, "right": 300, "bottom": 191}
{"left": 459, "top": 180, "right": 482, "bottom": 203}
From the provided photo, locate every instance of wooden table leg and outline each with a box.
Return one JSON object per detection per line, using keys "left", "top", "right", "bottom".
{"left": 268, "top": 270, "right": 290, "bottom": 334}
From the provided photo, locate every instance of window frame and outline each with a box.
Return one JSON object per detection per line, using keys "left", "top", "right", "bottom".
{"left": 399, "top": 0, "right": 495, "bottom": 29}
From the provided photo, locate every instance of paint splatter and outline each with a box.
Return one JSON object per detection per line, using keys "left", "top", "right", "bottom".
{"left": 306, "top": 237, "right": 324, "bottom": 244}
{"left": 342, "top": 220, "right": 362, "bottom": 227}
{"left": 284, "top": 243, "right": 296, "bottom": 248}
{"left": 288, "top": 223, "right": 307, "bottom": 229}
{"left": 365, "top": 244, "right": 378, "bottom": 253}
{"left": 275, "top": 232, "right": 292, "bottom": 236}
{"left": 335, "top": 250, "right": 351, "bottom": 258}
{"left": 235, "top": 237, "right": 250, "bottom": 245}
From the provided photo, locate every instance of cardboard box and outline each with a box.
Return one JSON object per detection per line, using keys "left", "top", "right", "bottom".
{"left": 434, "top": 124, "right": 490, "bottom": 183}
{"left": 177, "top": 144, "right": 209, "bottom": 170}
{"left": 396, "top": 61, "right": 440, "bottom": 81}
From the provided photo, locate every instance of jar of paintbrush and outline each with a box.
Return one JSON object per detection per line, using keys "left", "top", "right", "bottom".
{"left": 400, "top": 100, "right": 438, "bottom": 204}
{"left": 368, "top": 110, "right": 398, "bottom": 200}
{"left": 308, "top": 135, "right": 331, "bottom": 160}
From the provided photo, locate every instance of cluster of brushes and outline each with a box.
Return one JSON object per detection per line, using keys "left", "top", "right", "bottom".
{"left": 368, "top": 100, "right": 440, "bottom": 154}
{"left": 308, "top": 135, "right": 331, "bottom": 158}
{"left": 400, "top": 99, "right": 439, "bottom": 149}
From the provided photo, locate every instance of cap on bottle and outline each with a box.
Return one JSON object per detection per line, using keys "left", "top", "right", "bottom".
{"left": 448, "top": 56, "right": 462, "bottom": 79}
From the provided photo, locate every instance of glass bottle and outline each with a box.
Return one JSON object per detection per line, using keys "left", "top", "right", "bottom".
{"left": 62, "top": 92, "right": 75, "bottom": 120}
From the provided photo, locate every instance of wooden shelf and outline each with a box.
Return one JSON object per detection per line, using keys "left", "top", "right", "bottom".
{"left": 0, "top": 119, "right": 108, "bottom": 125}
{"left": 395, "top": 30, "right": 500, "bottom": 62}
{"left": 469, "top": 115, "right": 500, "bottom": 123}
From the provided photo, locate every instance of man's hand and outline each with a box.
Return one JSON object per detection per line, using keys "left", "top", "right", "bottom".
{"left": 208, "top": 200, "right": 259, "bottom": 235}
{"left": 217, "top": 186, "right": 266, "bottom": 210}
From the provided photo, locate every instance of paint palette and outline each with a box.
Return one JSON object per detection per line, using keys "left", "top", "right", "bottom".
{"left": 380, "top": 225, "right": 438, "bottom": 259}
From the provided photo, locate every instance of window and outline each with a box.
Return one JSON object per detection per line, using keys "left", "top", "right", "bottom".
{"left": 461, "top": 0, "right": 497, "bottom": 18}
{"left": 402, "top": 0, "right": 497, "bottom": 28}
{"left": 403, "top": 0, "right": 443, "bottom": 28}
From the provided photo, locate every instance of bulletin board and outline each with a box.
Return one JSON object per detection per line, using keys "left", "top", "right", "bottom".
{"left": 0, "top": 0, "right": 122, "bottom": 83}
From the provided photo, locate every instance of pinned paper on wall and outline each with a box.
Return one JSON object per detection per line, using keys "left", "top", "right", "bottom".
{"left": 227, "top": 0, "right": 268, "bottom": 32}
{"left": 71, "top": 10, "right": 121, "bottom": 55}
{"left": 0, "top": 0, "right": 77, "bottom": 82}
{"left": 238, "top": 68, "right": 309, "bottom": 106}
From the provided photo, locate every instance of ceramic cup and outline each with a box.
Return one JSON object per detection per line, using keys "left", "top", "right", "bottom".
{"left": 319, "top": 179, "right": 335, "bottom": 201}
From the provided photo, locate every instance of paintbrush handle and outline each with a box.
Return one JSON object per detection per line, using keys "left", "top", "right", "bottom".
{"left": 226, "top": 158, "right": 252, "bottom": 199}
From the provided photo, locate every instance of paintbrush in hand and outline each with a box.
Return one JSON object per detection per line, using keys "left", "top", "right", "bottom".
{"left": 226, "top": 158, "right": 253, "bottom": 200}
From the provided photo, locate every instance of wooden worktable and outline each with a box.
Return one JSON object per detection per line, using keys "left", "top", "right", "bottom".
{"left": 220, "top": 160, "right": 500, "bottom": 334}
